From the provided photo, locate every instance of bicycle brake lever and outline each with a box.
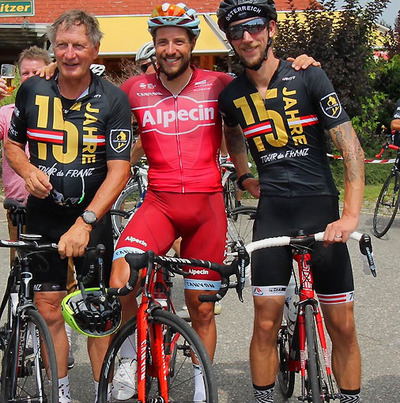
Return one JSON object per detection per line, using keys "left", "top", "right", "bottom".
{"left": 236, "top": 247, "right": 249, "bottom": 303}
{"left": 358, "top": 234, "right": 377, "bottom": 277}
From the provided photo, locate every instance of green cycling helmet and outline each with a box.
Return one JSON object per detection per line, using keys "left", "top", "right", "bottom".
{"left": 61, "top": 287, "right": 122, "bottom": 337}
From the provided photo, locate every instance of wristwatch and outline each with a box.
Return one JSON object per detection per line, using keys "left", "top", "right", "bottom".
{"left": 81, "top": 210, "right": 98, "bottom": 227}
{"left": 237, "top": 173, "right": 254, "bottom": 191}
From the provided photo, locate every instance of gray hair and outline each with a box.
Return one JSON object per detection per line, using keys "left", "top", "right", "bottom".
{"left": 46, "top": 9, "right": 103, "bottom": 48}
{"left": 18, "top": 46, "right": 51, "bottom": 71}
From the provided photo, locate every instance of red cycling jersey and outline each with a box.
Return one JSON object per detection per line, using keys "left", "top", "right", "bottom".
{"left": 121, "top": 67, "right": 233, "bottom": 193}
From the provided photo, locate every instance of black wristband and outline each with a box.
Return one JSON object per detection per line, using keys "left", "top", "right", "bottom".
{"left": 237, "top": 173, "right": 254, "bottom": 191}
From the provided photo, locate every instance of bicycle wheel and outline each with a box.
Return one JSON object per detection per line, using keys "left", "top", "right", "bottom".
{"left": 304, "top": 304, "right": 323, "bottom": 403}
{"left": 224, "top": 175, "right": 239, "bottom": 211}
{"left": 226, "top": 206, "right": 256, "bottom": 263}
{"left": 372, "top": 170, "right": 400, "bottom": 238}
{"left": 1, "top": 308, "right": 58, "bottom": 402}
{"left": 111, "top": 181, "right": 141, "bottom": 239}
{"left": 99, "top": 309, "right": 218, "bottom": 402}
{"left": 277, "top": 325, "right": 295, "bottom": 398}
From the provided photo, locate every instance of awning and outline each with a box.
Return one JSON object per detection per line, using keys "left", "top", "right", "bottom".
{"left": 97, "top": 13, "right": 231, "bottom": 57}
{"left": 0, "top": 22, "right": 47, "bottom": 50}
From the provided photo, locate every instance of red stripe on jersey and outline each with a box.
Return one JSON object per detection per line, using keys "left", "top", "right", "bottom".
{"left": 27, "top": 128, "right": 64, "bottom": 144}
{"left": 243, "top": 122, "right": 273, "bottom": 138}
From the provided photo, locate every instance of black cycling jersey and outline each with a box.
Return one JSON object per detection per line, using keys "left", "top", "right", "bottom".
{"left": 9, "top": 72, "right": 132, "bottom": 206}
{"left": 219, "top": 60, "right": 350, "bottom": 197}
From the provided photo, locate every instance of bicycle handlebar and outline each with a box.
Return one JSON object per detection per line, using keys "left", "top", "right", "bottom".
{"left": 108, "top": 249, "right": 250, "bottom": 303}
{"left": 246, "top": 231, "right": 376, "bottom": 277}
{"left": 0, "top": 238, "right": 58, "bottom": 251}
{"left": 375, "top": 142, "right": 400, "bottom": 158}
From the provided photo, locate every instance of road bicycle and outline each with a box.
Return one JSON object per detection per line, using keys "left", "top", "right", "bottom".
{"left": 111, "top": 157, "right": 148, "bottom": 239}
{"left": 372, "top": 142, "right": 400, "bottom": 238}
{"left": 0, "top": 198, "right": 59, "bottom": 402}
{"left": 245, "top": 230, "right": 376, "bottom": 402}
{"left": 98, "top": 248, "right": 248, "bottom": 402}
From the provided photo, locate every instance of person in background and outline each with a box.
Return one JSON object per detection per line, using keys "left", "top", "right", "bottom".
{"left": 0, "top": 46, "right": 51, "bottom": 259}
{"left": 217, "top": 0, "right": 365, "bottom": 402}
{"left": 4, "top": 10, "right": 132, "bottom": 402}
{"left": 135, "top": 41, "right": 158, "bottom": 74}
{"left": 391, "top": 98, "right": 400, "bottom": 147}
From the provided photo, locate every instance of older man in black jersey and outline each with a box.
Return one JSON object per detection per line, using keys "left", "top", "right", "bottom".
{"left": 217, "top": 1, "right": 365, "bottom": 402}
{"left": 5, "top": 9, "right": 131, "bottom": 402}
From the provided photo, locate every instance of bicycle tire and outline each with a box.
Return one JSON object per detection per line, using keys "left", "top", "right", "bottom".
{"left": 277, "top": 325, "right": 295, "bottom": 398}
{"left": 226, "top": 206, "right": 256, "bottom": 264}
{"left": 111, "top": 181, "right": 141, "bottom": 239}
{"left": 1, "top": 308, "right": 58, "bottom": 402}
{"left": 99, "top": 309, "right": 218, "bottom": 402}
{"left": 372, "top": 170, "right": 400, "bottom": 237}
{"left": 224, "top": 175, "right": 239, "bottom": 211}
{"left": 304, "top": 304, "right": 323, "bottom": 403}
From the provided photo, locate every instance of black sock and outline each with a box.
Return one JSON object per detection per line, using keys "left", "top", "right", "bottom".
{"left": 253, "top": 383, "right": 274, "bottom": 403}
{"left": 339, "top": 388, "right": 361, "bottom": 403}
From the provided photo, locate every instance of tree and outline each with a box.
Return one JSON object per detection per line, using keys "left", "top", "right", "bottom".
{"left": 274, "top": 0, "right": 390, "bottom": 119}
{"left": 383, "top": 11, "right": 400, "bottom": 59}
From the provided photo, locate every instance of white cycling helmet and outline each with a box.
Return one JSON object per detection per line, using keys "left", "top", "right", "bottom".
{"left": 148, "top": 2, "right": 201, "bottom": 38}
{"left": 135, "top": 42, "right": 156, "bottom": 62}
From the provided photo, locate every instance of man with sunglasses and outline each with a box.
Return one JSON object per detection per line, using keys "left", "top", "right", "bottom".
{"left": 217, "top": 1, "right": 365, "bottom": 402}
{"left": 5, "top": 10, "right": 132, "bottom": 402}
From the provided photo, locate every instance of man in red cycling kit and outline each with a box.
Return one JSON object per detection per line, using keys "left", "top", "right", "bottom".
{"left": 110, "top": 2, "right": 319, "bottom": 400}
{"left": 110, "top": 5, "right": 230, "bottom": 399}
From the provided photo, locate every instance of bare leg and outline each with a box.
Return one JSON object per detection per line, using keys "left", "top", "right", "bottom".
{"left": 321, "top": 302, "right": 361, "bottom": 390}
{"left": 34, "top": 291, "right": 68, "bottom": 378}
{"left": 184, "top": 289, "right": 217, "bottom": 361}
{"left": 249, "top": 295, "right": 285, "bottom": 386}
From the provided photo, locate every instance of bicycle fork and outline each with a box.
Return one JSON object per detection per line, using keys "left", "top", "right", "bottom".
{"left": 137, "top": 303, "right": 169, "bottom": 402}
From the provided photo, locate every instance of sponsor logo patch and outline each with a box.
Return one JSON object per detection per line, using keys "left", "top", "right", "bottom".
{"left": 320, "top": 92, "right": 342, "bottom": 118}
{"left": 110, "top": 129, "right": 131, "bottom": 153}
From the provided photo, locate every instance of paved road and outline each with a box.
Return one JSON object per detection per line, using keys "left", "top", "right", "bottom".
{"left": 0, "top": 206, "right": 398, "bottom": 402}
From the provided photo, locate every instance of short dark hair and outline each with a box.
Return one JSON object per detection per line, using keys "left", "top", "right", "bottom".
{"left": 47, "top": 9, "right": 103, "bottom": 48}
{"left": 18, "top": 46, "right": 52, "bottom": 71}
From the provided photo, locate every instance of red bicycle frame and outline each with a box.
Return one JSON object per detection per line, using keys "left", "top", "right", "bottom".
{"left": 136, "top": 258, "right": 177, "bottom": 402}
{"left": 293, "top": 247, "right": 335, "bottom": 399}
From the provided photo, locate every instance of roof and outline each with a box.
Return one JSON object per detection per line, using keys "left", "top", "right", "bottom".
{"left": 0, "top": 0, "right": 312, "bottom": 23}
{"left": 0, "top": 0, "right": 315, "bottom": 61}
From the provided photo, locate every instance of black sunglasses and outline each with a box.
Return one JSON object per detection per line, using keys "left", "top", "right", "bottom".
{"left": 51, "top": 176, "right": 85, "bottom": 207}
{"left": 227, "top": 17, "right": 268, "bottom": 41}
{"left": 140, "top": 62, "right": 152, "bottom": 73}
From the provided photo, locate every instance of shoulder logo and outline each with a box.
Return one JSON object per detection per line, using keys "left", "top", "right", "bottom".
{"left": 110, "top": 129, "right": 131, "bottom": 153}
{"left": 320, "top": 92, "right": 342, "bottom": 118}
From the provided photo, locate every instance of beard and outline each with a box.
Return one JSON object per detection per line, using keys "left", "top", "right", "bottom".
{"left": 239, "top": 53, "right": 265, "bottom": 71}
{"left": 159, "top": 55, "right": 191, "bottom": 81}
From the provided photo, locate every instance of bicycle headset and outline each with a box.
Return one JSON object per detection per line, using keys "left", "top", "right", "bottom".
{"left": 61, "top": 288, "right": 122, "bottom": 337}
{"left": 148, "top": 2, "right": 201, "bottom": 38}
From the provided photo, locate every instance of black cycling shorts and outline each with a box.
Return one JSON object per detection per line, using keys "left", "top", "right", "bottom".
{"left": 251, "top": 196, "right": 354, "bottom": 296}
{"left": 26, "top": 197, "right": 113, "bottom": 291}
